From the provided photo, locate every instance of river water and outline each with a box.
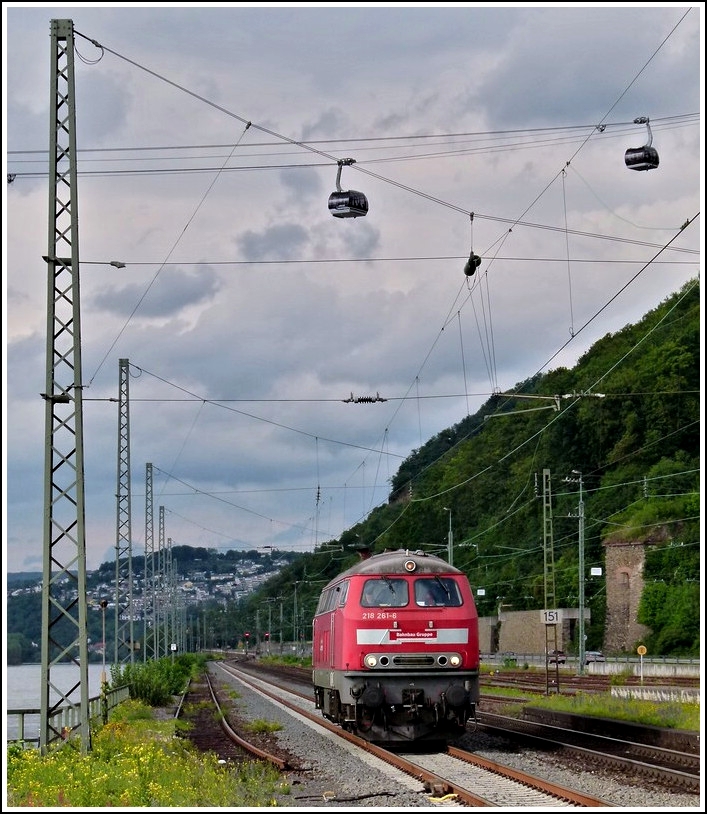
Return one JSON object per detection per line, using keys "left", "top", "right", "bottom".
{"left": 4, "top": 663, "right": 108, "bottom": 742}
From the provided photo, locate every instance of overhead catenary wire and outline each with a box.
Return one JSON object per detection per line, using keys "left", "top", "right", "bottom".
{"left": 60, "top": 25, "right": 699, "bottom": 255}
{"left": 82, "top": 387, "right": 698, "bottom": 406}
{"left": 7, "top": 114, "right": 698, "bottom": 175}
{"left": 30, "top": 14, "right": 700, "bottom": 560}
{"left": 430, "top": 5, "right": 698, "bottom": 439}
{"left": 87, "top": 119, "right": 255, "bottom": 386}
{"left": 562, "top": 169, "right": 576, "bottom": 337}
{"left": 125, "top": 363, "right": 407, "bottom": 459}
{"left": 9, "top": 113, "right": 698, "bottom": 155}
{"left": 126, "top": 254, "right": 699, "bottom": 549}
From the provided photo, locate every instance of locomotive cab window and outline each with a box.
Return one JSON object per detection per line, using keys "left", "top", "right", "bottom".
{"left": 361, "top": 578, "right": 408, "bottom": 607}
{"left": 415, "top": 578, "right": 462, "bottom": 607}
{"left": 316, "top": 580, "right": 349, "bottom": 614}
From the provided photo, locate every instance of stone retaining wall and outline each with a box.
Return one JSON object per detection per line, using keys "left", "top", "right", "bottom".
{"left": 585, "top": 662, "right": 700, "bottom": 678}
{"left": 610, "top": 685, "right": 701, "bottom": 703}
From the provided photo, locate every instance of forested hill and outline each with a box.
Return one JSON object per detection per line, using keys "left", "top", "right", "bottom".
{"left": 8, "top": 280, "right": 700, "bottom": 660}
{"left": 251, "top": 279, "right": 700, "bottom": 656}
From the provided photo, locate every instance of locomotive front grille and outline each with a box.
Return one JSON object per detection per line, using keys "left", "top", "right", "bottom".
{"left": 393, "top": 655, "right": 435, "bottom": 667}
{"left": 364, "top": 651, "right": 463, "bottom": 669}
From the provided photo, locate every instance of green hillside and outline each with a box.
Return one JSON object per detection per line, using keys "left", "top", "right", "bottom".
{"left": 7, "top": 280, "right": 700, "bottom": 660}
{"left": 241, "top": 279, "right": 700, "bottom": 656}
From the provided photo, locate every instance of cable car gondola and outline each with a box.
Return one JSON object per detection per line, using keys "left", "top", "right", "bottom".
{"left": 625, "top": 116, "right": 659, "bottom": 171}
{"left": 328, "top": 158, "right": 369, "bottom": 218}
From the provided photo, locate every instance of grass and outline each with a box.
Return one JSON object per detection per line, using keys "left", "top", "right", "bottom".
{"left": 12, "top": 656, "right": 692, "bottom": 805}
{"left": 258, "top": 653, "right": 312, "bottom": 668}
{"left": 256, "top": 654, "right": 700, "bottom": 730}
{"left": 523, "top": 692, "right": 700, "bottom": 730}
{"left": 245, "top": 719, "right": 284, "bottom": 735}
{"left": 6, "top": 698, "right": 287, "bottom": 807}
{"left": 481, "top": 685, "right": 531, "bottom": 700}
{"left": 479, "top": 665, "right": 699, "bottom": 731}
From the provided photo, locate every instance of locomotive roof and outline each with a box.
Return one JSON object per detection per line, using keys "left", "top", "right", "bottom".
{"left": 325, "top": 549, "right": 462, "bottom": 587}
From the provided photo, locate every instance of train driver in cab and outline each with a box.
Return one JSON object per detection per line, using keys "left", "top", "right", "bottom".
{"left": 416, "top": 580, "right": 448, "bottom": 606}
{"left": 361, "top": 579, "right": 405, "bottom": 607}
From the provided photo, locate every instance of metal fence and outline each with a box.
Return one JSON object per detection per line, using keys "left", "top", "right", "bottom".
{"left": 7, "top": 684, "right": 131, "bottom": 750}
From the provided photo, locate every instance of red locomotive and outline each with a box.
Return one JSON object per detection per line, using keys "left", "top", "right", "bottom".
{"left": 312, "top": 548, "right": 480, "bottom": 744}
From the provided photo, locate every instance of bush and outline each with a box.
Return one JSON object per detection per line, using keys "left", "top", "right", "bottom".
{"left": 111, "top": 654, "right": 206, "bottom": 706}
{"left": 7, "top": 698, "right": 286, "bottom": 807}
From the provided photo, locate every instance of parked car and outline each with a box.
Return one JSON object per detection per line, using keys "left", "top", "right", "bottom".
{"left": 584, "top": 650, "right": 605, "bottom": 663}
{"left": 548, "top": 649, "right": 566, "bottom": 664}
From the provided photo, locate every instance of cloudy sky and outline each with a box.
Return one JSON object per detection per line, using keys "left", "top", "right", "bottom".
{"left": 3, "top": 3, "right": 703, "bottom": 573}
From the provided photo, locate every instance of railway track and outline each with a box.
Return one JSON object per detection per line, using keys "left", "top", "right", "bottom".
{"left": 474, "top": 711, "right": 700, "bottom": 794}
{"left": 177, "top": 668, "right": 293, "bottom": 769}
{"left": 479, "top": 670, "right": 700, "bottom": 697}
{"left": 219, "top": 657, "right": 700, "bottom": 799}
{"left": 178, "top": 661, "right": 617, "bottom": 806}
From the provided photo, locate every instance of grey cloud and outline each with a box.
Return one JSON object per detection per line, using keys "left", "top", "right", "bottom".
{"left": 76, "top": 72, "right": 131, "bottom": 144}
{"left": 467, "top": 8, "right": 699, "bottom": 127}
{"left": 237, "top": 223, "right": 310, "bottom": 261}
{"left": 90, "top": 265, "right": 221, "bottom": 317}
{"left": 280, "top": 167, "right": 323, "bottom": 200}
{"left": 300, "top": 108, "right": 349, "bottom": 142}
{"left": 337, "top": 220, "right": 381, "bottom": 257}
{"left": 5, "top": 5, "right": 700, "bottom": 572}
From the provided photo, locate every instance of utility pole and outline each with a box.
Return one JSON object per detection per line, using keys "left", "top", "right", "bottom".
{"left": 443, "top": 507, "right": 453, "bottom": 566}
{"left": 115, "top": 358, "right": 134, "bottom": 665}
{"left": 267, "top": 601, "right": 273, "bottom": 655}
{"left": 100, "top": 599, "right": 109, "bottom": 724}
{"left": 40, "top": 18, "right": 91, "bottom": 754}
{"left": 566, "top": 470, "right": 586, "bottom": 674}
{"left": 576, "top": 472, "right": 586, "bottom": 675}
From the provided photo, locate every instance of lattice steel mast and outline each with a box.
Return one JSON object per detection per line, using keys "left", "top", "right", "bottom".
{"left": 143, "top": 463, "right": 157, "bottom": 661}
{"left": 542, "top": 469, "right": 557, "bottom": 610}
{"left": 40, "top": 18, "right": 90, "bottom": 754}
{"left": 542, "top": 468, "right": 560, "bottom": 686}
{"left": 115, "top": 359, "right": 135, "bottom": 665}
{"left": 158, "top": 507, "right": 168, "bottom": 657}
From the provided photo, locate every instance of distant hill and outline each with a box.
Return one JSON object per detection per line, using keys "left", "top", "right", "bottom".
{"left": 241, "top": 279, "right": 700, "bottom": 657}
{"left": 6, "top": 572, "right": 42, "bottom": 588}
{"left": 7, "top": 281, "right": 700, "bottom": 660}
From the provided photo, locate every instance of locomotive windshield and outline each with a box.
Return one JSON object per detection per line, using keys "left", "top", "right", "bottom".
{"left": 361, "top": 578, "right": 408, "bottom": 607}
{"left": 359, "top": 576, "right": 463, "bottom": 608}
{"left": 415, "top": 577, "right": 462, "bottom": 607}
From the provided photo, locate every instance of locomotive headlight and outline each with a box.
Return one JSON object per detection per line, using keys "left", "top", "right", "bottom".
{"left": 365, "top": 654, "right": 378, "bottom": 668}
{"left": 450, "top": 654, "right": 462, "bottom": 667}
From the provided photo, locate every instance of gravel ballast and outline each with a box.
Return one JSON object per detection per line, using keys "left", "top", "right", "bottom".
{"left": 214, "top": 666, "right": 701, "bottom": 809}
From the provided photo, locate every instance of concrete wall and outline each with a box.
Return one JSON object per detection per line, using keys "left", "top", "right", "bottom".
{"left": 479, "top": 537, "right": 658, "bottom": 658}
{"left": 611, "top": 685, "right": 700, "bottom": 702}
{"left": 478, "top": 607, "right": 588, "bottom": 656}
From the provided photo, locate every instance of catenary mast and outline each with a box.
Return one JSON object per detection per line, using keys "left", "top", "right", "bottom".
{"left": 40, "top": 18, "right": 90, "bottom": 754}
{"left": 144, "top": 463, "right": 157, "bottom": 660}
{"left": 115, "top": 358, "right": 135, "bottom": 665}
